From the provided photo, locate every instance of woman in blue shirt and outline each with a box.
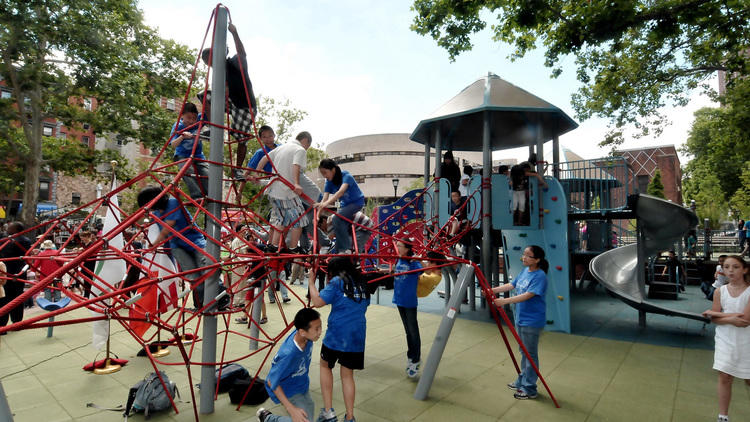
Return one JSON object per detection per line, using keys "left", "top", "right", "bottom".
{"left": 308, "top": 257, "right": 370, "bottom": 422}
{"left": 492, "top": 245, "right": 548, "bottom": 400}
{"left": 315, "top": 159, "right": 365, "bottom": 254}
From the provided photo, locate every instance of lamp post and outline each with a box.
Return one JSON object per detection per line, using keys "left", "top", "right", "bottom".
{"left": 392, "top": 178, "right": 399, "bottom": 201}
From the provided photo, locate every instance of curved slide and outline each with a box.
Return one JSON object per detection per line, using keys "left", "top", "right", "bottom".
{"left": 589, "top": 194, "right": 708, "bottom": 322}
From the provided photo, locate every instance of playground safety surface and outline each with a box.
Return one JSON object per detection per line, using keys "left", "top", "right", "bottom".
{"left": 1, "top": 282, "right": 749, "bottom": 421}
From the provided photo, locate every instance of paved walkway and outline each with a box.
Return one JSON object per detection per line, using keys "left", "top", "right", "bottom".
{"left": 1, "top": 283, "right": 748, "bottom": 421}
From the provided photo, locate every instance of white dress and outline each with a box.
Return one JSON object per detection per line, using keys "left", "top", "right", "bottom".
{"left": 713, "top": 285, "right": 750, "bottom": 378}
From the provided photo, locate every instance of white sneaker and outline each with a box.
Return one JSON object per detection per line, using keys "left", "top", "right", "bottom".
{"left": 406, "top": 360, "right": 420, "bottom": 378}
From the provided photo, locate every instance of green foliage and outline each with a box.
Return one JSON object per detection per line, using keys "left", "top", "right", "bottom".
{"left": 254, "top": 95, "right": 308, "bottom": 144}
{"left": 646, "top": 170, "right": 665, "bottom": 199}
{"left": 405, "top": 177, "right": 426, "bottom": 193}
{"left": 683, "top": 79, "right": 750, "bottom": 215}
{"left": 682, "top": 164, "right": 729, "bottom": 228}
{"left": 364, "top": 197, "right": 386, "bottom": 217}
{"left": 0, "top": 0, "right": 195, "bottom": 224}
{"left": 410, "top": 0, "right": 750, "bottom": 145}
{"left": 730, "top": 163, "right": 750, "bottom": 220}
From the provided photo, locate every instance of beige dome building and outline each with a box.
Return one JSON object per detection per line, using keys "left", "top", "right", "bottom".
{"left": 325, "top": 133, "right": 488, "bottom": 200}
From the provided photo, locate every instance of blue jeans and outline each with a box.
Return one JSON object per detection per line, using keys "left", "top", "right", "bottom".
{"left": 175, "top": 156, "right": 208, "bottom": 199}
{"left": 398, "top": 306, "right": 421, "bottom": 363}
{"left": 515, "top": 325, "right": 542, "bottom": 396}
{"left": 265, "top": 391, "right": 314, "bottom": 422}
{"left": 332, "top": 202, "right": 363, "bottom": 252}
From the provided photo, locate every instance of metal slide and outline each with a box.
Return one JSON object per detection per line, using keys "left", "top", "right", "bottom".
{"left": 589, "top": 194, "right": 708, "bottom": 322}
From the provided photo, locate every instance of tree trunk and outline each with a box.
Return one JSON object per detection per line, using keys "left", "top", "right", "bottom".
{"left": 21, "top": 90, "right": 43, "bottom": 228}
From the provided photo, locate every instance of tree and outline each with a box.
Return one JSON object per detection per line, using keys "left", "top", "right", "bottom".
{"left": 647, "top": 170, "right": 665, "bottom": 199}
{"left": 729, "top": 162, "right": 750, "bottom": 219}
{"left": 0, "top": 0, "right": 194, "bottom": 225}
{"left": 682, "top": 166, "right": 729, "bottom": 228}
{"left": 411, "top": 1, "right": 750, "bottom": 146}
{"left": 682, "top": 77, "right": 750, "bottom": 204}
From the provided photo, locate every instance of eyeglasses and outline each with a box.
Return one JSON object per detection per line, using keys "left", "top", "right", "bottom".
{"left": 522, "top": 253, "right": 537, "bottom": 259}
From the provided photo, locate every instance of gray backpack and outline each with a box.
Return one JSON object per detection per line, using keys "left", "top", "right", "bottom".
{"left": 125, "top": 371, "right": 178, "bottom": 419}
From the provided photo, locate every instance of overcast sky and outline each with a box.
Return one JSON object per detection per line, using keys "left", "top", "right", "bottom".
{"left": 139, "top": 0, "right": 716, "bottom": 164}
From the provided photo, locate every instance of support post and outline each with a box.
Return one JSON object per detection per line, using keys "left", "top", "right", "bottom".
{"left": 433, "top": 126, "right": 442, "bottom": 220}
{"left": 248, "top": 279, "right": 264, "bottom": 350}
{"left": 552, "top": 135, "right": 560, "bottom": 179}
{"left": 481, "top": 109, "right": 492, "bottom": 291}
{"left": 536, "top": 124, "right": 545, "bottom": 230}
{"left": 414, "top": 265, "right": 475, "bottom": 400}
{"left": 200, "top": 5, "right": 227, "bottom": 414}
{"left": 423, "top": 135, "right": 431, "bottom": 188}
{"left": 0, "top": 381, "right": 12, "bottom": 422}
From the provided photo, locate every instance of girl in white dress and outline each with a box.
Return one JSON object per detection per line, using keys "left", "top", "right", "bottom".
{"left": 703, "top": 255, "right": 750, "bottom": 422}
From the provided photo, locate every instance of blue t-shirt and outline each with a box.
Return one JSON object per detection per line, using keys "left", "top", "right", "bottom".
{"left": 511, "top": 267, "right": 548, "bottom": 328}
{"left": 744, "top": 220, "right": 750, "bottom": 234}
{"left": 319, "top": 276, "right": 370, "bottom": 352}
{"left": 392, "top": 259, "right": 422, "bottom": 309}
{"left": 265, "top": 330, "right": 313, "bottom": 403}
{"left": 154, "top": 198, "right": 206, "bottom": 252}
{"left": 170, "top": 114, "right": 205, "bottom": 159}
{"left": 324, "top": 171, "right": 365, "bottom": 208}
{"left": 247, "top": 144, "right": 278, "bottom": 173}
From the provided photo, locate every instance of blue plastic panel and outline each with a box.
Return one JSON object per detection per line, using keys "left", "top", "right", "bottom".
{"left": 423, "top": 178, "right": 451, "bottom": 228}
{"left": 501, "top": 176, "right": 570, "bottom": 333}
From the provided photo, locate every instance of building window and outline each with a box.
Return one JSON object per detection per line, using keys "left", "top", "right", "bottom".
{"left": 43, "top": 125, "right": 54, "bottom": 137}
{"left": 166, "top": 99, "right": 176, "bottom": 111}
{"left": 637, "top": 175, "right": 650, "bottom": 193}
{"left": 82, "top": 123, "right": 90, "bottom": 130}
{"left": 82, "top": 136, "right": 90, "bottom": 146}
{"left": 57, "top": 132, "right": 66, "bottom": 140}
{"left": 83, "top": 98, "right": 92, "bottom": 111}
{"left": 71, "top": 192, "right": 81, "bottom": 205}
{"left": 39, "top": 180, "right": 50, "bottom": 201}
{"left": 0, "top": 89, "right": 11, "bottom": 99}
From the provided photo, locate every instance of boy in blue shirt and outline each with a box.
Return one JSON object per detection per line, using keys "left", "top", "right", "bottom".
{"left": 137, "top": 186, "right": 228, "bottom": 310}
{"left": 257, "top": 308, "right": 322, "bottom": 422}
{"left": 170, "top": 102, "right": 208, "bottom": 200}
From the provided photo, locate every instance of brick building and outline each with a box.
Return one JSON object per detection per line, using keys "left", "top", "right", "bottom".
{"left": 1, "top": 76, "right": 181, "bottom": 218}
{"left": 615, "top": 145, "right": 682, "bottom": 204}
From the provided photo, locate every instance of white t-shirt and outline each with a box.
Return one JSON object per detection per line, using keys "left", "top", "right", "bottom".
{"left": 713, "top": 264, "right": 728, "bottom": 289}
{"left": 265, "top": 140, "right": 307, "bottom": 200}
{"left": 459, "top": 174, "right": 470, "bottom": 197}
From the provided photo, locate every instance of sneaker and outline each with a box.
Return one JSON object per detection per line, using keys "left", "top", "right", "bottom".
{"left": 717, "top": 415, "right": 729, "bottom": 422}
{"left": 269, "top": 298, "right": 276, "bottom": 304}
{"left": 256, "top": 407, "right": 272, "bottom": 422}
{"left": 406, "top": 360, "right": 420, "bottom": 378}
{"left": 507, "top": 382, "right": 519, "bottom": 391}
{"left": 316, "top": 407, "right": 336, "bottom": 422}
{"left": 235, "top": 317, "right": 249, "bottom": 324}
{"left": 259, "top": 317, "right": 268, "bottom": 324}
{"left": 233, "top": 168, "right": 246, "bottom": 181}
{"left": 513, "top": 390, "right": 538, "bottom": 400}
{"left": 283, "top": 297, "right": 291, "bottom": 303}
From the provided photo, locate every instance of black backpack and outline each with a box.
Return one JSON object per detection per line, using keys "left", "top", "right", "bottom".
{"left": 216, "top": 363, "right": 249, "bottom": 393}
{"left": 228, "top": 376, "right": 269, "bottom": 405}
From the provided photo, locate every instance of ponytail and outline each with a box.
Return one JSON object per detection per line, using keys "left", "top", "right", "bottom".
{"left": 528, "top": 244, "right": 549, "bottom": 273}
{"left": 327, "top": 257, "right": 369, "bottom": 301}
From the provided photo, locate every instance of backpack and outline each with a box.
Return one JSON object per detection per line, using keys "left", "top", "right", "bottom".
{"left": 216, "top": 363, "right": 249, "bottom": 393}
{"left": 125, "top": 371, "right": 178, "bottom": 419}
{"left": 228, "top": 376, "right": 269, "bottom": 405}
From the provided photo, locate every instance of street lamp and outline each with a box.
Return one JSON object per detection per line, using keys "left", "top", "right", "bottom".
{"left": 392, "top": 178, "right": 399, "bottom": 201}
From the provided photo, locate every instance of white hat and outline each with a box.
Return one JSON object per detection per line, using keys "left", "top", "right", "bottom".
{"left": 40, "top": 240, "right": 56, "bottom": 250}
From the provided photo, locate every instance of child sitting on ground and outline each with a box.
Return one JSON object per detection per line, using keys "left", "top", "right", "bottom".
{"left": 257, "top": 307, "right": 322, "bottom": 422}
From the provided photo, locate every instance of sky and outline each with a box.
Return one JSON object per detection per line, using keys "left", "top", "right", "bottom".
{"left": 139, "top": 0, "right": 716, "bottom": 164}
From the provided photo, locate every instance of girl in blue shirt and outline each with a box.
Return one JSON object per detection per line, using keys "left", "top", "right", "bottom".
{"left": 492, "top": 245, "right": 548, "bottom": 400}
{"left": 315, "top": 159, "right": 365, "bottom": 253}
{"left": 308, "top": 257, "right": 370, "bottom": 422}
{"left": 387, "top": 239, "right": 423, "bottom": 378}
